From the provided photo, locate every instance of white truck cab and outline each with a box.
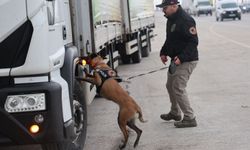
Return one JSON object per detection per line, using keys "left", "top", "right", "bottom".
{"left": 0, "top": 0, "right": 87, "bottom": 149}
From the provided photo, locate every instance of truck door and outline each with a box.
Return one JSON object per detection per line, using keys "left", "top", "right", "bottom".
{"left": 0, "top": 0, "right": 29, "bottom": 78}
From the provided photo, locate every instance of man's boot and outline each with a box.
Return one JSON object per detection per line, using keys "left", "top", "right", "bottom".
{"left": 160, "top": 113, "right": 182, "bottom": 121}
{"left": 174, "top": 117, "right": 197, "bottom": 128}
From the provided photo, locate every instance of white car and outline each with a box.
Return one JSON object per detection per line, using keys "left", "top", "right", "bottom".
{"left": 195, "top": 0, "right": 213, "bottom": 16}
{"left": 215, "top": 1, "right": 241, "bottom": 21}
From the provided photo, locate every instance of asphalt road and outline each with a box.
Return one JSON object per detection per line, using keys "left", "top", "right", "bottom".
{"left": 2, "top": 11, "right": 250, "bottom": 150}
{"left": 83, "top": 12, "right": 250, "bottom": 150}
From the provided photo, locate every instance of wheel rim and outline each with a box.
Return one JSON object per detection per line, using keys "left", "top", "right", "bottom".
{"left": 73, "top": 100, "right": 84, "bottom": 141}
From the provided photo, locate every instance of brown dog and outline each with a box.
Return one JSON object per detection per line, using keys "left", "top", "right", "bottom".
{"left": 77, "top": 54, "right": 146, "bottom": 149}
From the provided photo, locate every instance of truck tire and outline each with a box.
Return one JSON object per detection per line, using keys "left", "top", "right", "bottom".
{"left": 131, "top": 50, "right": 141, "bottom": 63}
{"left": 141, "top": 31, "right": 151, "bottom": 57}
{"left": 120, "top": 54, "right": 131, "bottom": 64}
{"left": 108, "top": 54, "right": 114, "bottom": 69}
{"left": 131, "top": 34, "right": 142, "bottom": 63}
{"left": 42, "top": 81, "right": 87, "bottom": 150}
{"left": 141, "top": 45, "right": 149, "bottom": 57}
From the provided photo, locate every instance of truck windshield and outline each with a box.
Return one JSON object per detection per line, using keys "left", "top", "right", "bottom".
{"left": 221, "top": 3, "right": 237, "bottom": 8}
{"left": 198, "top": 1, "right": 210, "bottom": 6}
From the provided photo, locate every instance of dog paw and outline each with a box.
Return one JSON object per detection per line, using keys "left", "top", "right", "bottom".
{"left": 133, "top": 141, "right": 139, "bottom": 148}
{"left": 119, "top": 143, "right": 126, "bottom": 149}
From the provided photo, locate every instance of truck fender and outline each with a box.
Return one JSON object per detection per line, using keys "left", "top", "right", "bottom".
{"left": 61, "top": 46, "right": 78, "bottom": 110}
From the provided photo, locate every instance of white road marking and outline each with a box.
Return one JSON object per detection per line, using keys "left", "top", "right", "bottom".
{"left": 209, "top": 23, "right": 250, "bottom": 49}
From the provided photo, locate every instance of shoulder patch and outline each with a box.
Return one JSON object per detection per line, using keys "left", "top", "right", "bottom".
{"left": 171, "top": 24, "right": 176, "bottom": 32}
{"left": 189, "top": 27, "right": 197, "bottom": 35}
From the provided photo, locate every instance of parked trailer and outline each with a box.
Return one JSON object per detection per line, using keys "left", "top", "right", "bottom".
{"left": 120, "top": 0, "right": 155, "bottom": 64}
{"left": 92, "top": 0, "right": 122, "bottom": 69}
{"left": 0, "top": 0, "right": 154, "bottom": 150}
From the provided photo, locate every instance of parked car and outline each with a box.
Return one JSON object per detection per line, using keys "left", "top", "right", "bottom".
{"left": 245, "top": 3, "right": 250, "bottom": 12}
{"left": 239, "top": 3, "right": 250, "bottom": 13}
{"left": 190, "top": 0, "right": 213, "bottom": 16}
{"left": 215, "top": 1, "right": 241, "bottom": 21}
{"left": 239, "top": 4, "right": 247, "bottom": 13}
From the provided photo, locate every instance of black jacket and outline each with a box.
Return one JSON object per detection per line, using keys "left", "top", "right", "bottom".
{"left": 160, "top": 6, "right": 199, "bottom": 63}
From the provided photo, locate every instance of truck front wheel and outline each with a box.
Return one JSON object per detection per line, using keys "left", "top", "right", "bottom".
{"left": 42, "top": 81, "right": 87, "bottom": 150}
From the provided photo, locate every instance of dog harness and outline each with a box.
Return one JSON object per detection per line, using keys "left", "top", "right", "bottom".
{"left": 96, "top": 69, "right": 117, "bottom": 94}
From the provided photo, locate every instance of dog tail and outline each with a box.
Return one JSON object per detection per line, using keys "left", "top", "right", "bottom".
{"left": 138, "top": 111, "right": 147, "bottom": 123}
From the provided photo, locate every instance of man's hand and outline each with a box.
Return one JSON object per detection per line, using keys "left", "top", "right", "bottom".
{"left": 160, "top": 55, "right": 168, "bottom": 65}
{"left": 174, "top": 56, "right": 181, "bottom": 65}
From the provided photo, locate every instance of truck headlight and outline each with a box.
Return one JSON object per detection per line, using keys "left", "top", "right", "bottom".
{"left": 5, "top": 93, "right": 46, "bottom": 113}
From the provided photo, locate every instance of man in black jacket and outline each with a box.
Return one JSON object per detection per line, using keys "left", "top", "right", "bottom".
{"left": 156, "top": 0, "right": 199, "bottom": 128}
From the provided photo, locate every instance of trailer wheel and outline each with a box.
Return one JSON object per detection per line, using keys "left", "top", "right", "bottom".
{"left": 131, "top": 50, "right": 141, "bottom": 63}
{"left": 42, "top": 81, "right": 87, "bottom": 150}
{"left": 141, "top": 30, "right": 151, "bottom": 57}
{"left": 120, "top": 54, "right": 131, "bottom": 64}
{"left": 141, "top": 46, "right": 149, "bottom": 57}
{"left": 131, "top": 34, "right": 142, "bottom": 63}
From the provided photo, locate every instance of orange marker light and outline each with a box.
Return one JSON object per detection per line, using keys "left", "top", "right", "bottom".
{"left": 81, "top": 59, "right": 87, "bottom": 66}
{"left": 30, "top": 124, "right": 40, "bottom": 134}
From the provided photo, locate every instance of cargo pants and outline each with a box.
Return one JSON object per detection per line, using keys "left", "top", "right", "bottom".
{"left": 166, "top": 61, "right": 198, "bottom": 120}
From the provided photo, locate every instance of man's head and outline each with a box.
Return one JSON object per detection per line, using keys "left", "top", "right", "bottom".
{"left": 156, "top": 0, "right": 179, "bottom": 17}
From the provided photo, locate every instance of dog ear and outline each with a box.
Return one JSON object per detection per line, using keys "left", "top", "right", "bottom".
{"left": 89, "top": 53, "right": 98, "bottom": 59}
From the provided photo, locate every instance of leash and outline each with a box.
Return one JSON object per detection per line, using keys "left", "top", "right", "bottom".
{"left": 118, "top": 66, "right": 169, "bottom": 93}
{"left": 123, "top": 66, "right": 169, "bottom": 81}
